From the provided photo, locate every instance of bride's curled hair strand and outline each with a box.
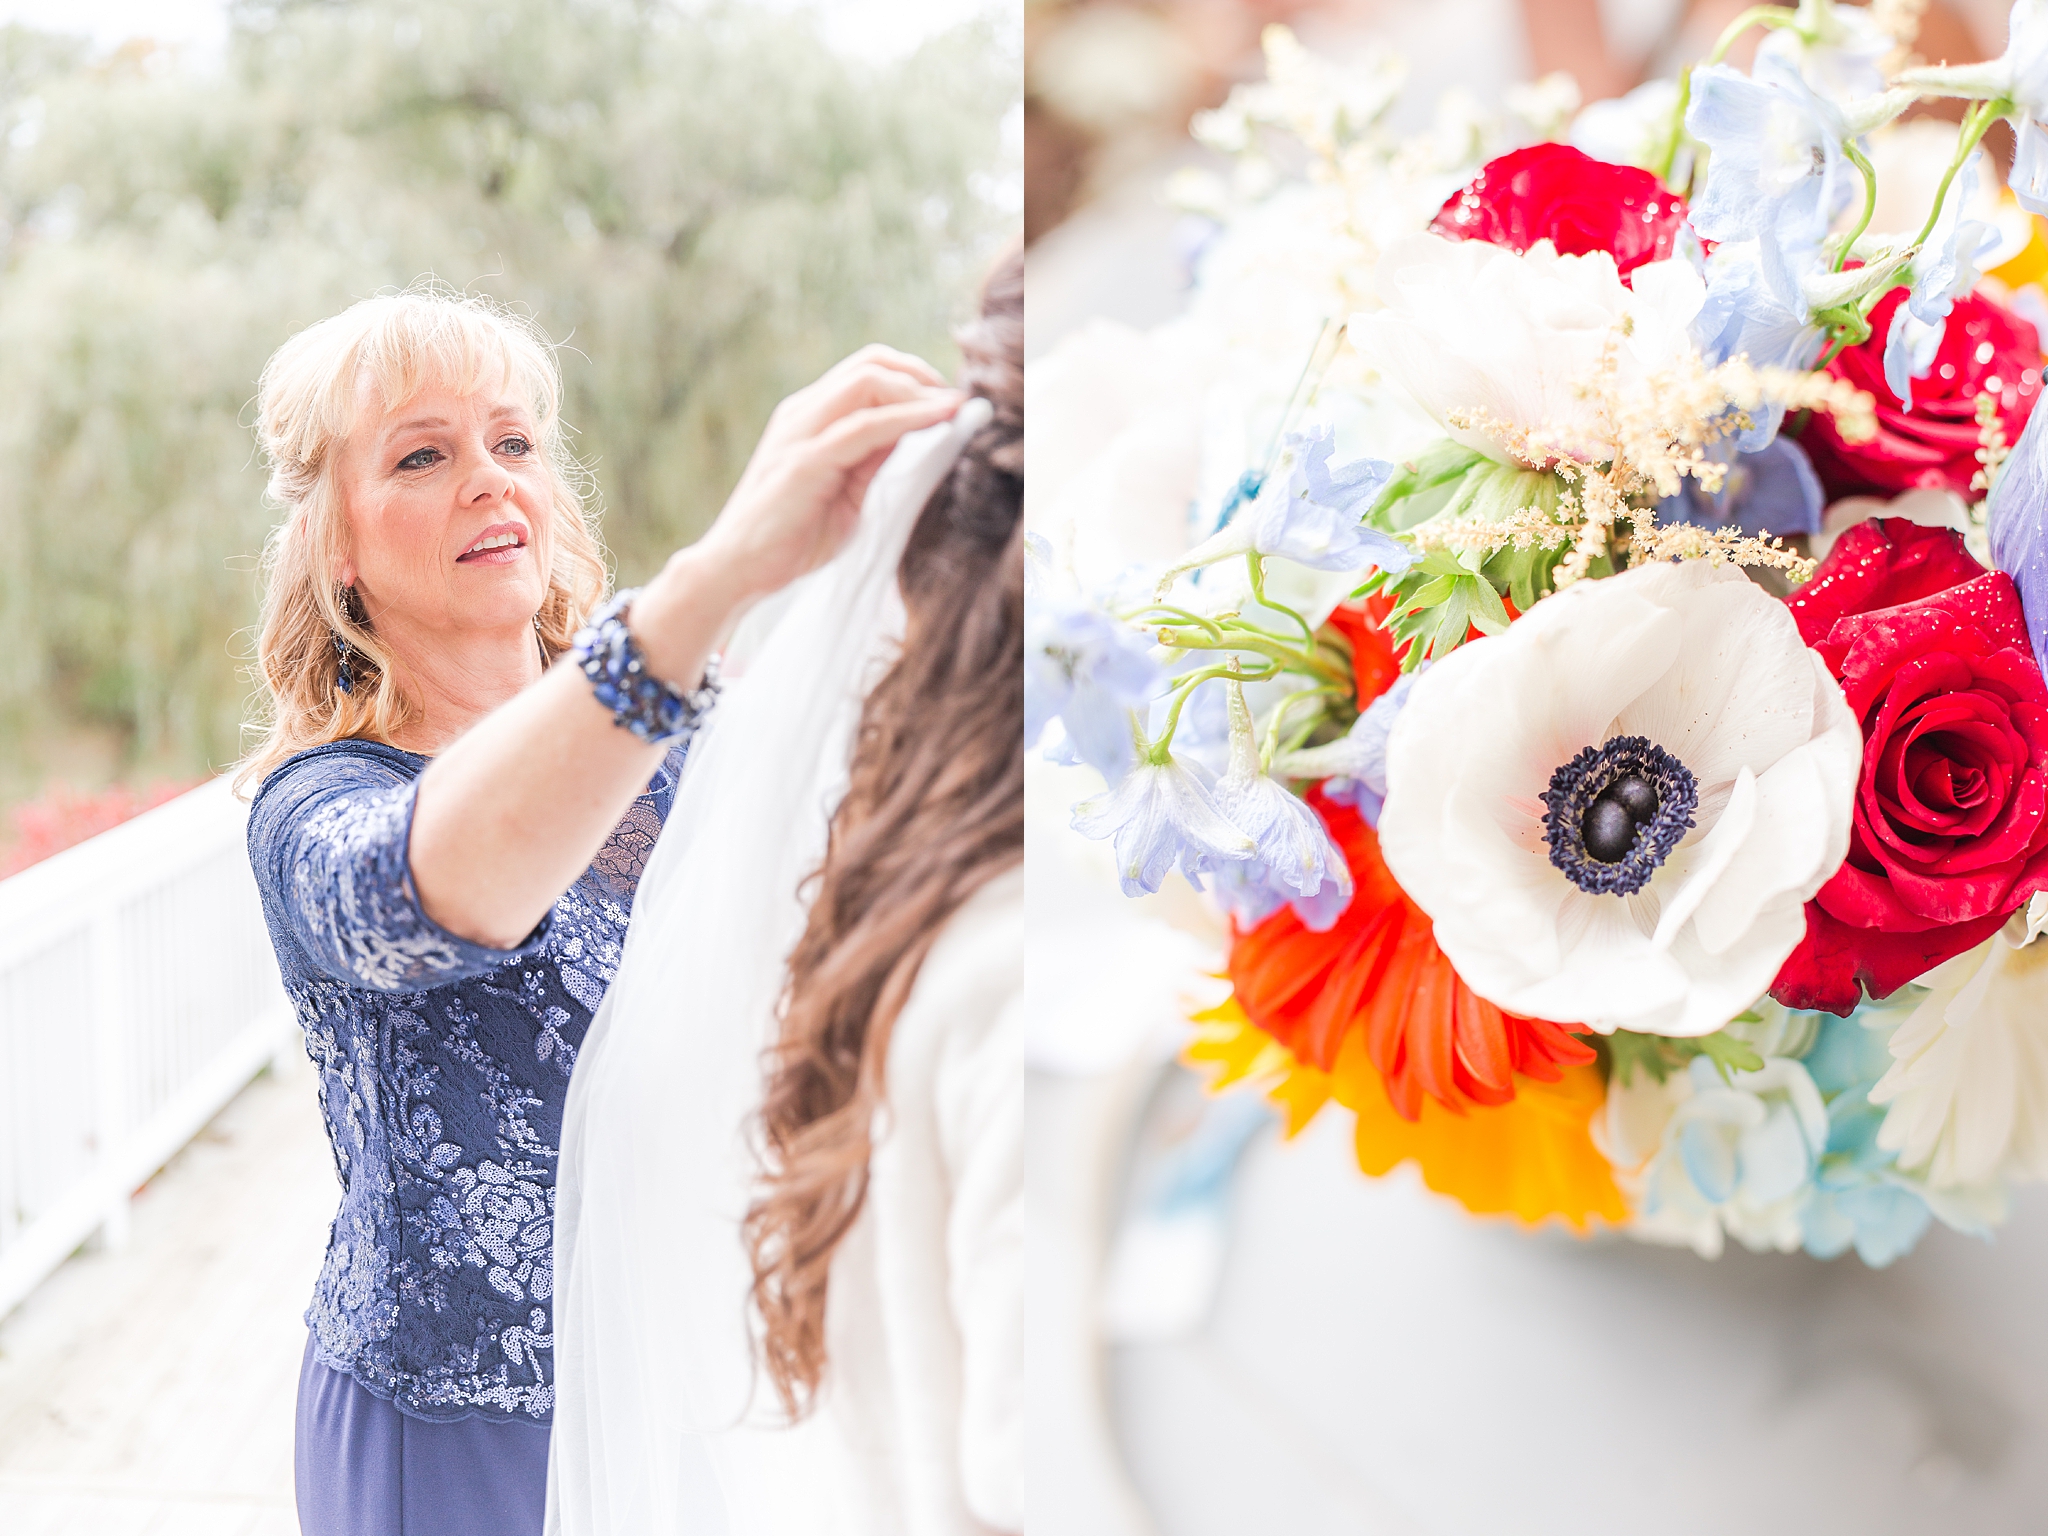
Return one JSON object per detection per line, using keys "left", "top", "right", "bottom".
{"left": 744, "top": 248, "right": 1023, "bottom": 1419}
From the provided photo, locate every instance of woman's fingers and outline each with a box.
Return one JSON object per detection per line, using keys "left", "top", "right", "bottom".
{"left": 774, "top": 352, "right": 950, "bottom": 439}
{"left": 807, "top": 393, "right": 964, "bottom": 473}
{"left": 785, "top": 366, "right": 953, "bottom": 440}
{"left": 826, "top": 343, "right": 945, "bottom": 389}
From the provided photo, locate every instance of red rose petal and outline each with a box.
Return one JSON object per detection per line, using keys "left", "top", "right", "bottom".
{"left": 1772, "top": 901, "right": 2015, "bottom": 1015}
{"left": 1795, "top": 287, "right": 2044, "bottom": 503}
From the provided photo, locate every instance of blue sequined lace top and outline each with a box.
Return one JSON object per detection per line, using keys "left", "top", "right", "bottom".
{"left": 248, "top": 739, "right": 683, "bottom": 1424}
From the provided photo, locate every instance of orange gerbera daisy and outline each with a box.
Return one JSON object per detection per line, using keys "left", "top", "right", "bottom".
{"left": 1186, "top": 997, "right": 1625, "bottom": 1228}
{"left": 1320, "top": 595, "right": 1404, "bottom": 709}
{"left": 1228, "top": 790, "right": 1594, "bottom": 1119}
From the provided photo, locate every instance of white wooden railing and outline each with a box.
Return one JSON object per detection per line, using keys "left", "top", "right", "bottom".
{"left": 0, "top": 777, "right": 297, "bottom": 1321}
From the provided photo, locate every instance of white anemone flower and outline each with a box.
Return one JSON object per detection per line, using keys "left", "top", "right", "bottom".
{"left": 1377, "top": 560, "right": 1862, "bottom": 1037}
{"left": 1349, "top": 232, "right": 1705, "bottom": 467}
{"left": 1868, "top": 897, "right": 2048, "bottom": 1188}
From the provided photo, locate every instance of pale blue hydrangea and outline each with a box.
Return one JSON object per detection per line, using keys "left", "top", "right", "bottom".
{"left": 1798, "top": 1008, "right": 1936, "bottom": 1266}
{"left": 1629, "top": 1053, "right": 1829, "bottom": 1256}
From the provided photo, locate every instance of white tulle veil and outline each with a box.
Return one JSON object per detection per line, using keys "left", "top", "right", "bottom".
{"left": 543, "top": 399, "right": 991, "bottom": 1535}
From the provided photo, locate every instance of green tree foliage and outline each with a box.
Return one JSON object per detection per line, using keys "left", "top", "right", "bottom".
{"left": 0, "top": 0, "right": 1016, "bottom": 794}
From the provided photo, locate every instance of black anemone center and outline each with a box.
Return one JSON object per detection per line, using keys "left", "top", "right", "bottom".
{"left": 1543, "top": 735, "right": 1698, "bottom": 896}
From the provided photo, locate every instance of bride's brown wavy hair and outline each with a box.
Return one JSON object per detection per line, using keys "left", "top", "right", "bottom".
{"left": 744, "top": 247, "right": 1023, "bottom": 1418}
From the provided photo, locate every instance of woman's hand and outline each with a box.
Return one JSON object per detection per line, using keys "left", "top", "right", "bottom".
{"left": 409, "top": 343, "right": 957, "bottom": 951}
{"left": 696, "top": 345, "right": 964, "bottom": 601}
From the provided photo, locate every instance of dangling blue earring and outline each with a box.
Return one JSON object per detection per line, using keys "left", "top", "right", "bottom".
{"left": 334, "top": 631, "right": 353, "bottom": 694}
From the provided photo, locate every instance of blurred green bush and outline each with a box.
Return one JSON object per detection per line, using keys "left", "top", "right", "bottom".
{"left": 0, "top": 0, "right": 1016, "bottom": 799}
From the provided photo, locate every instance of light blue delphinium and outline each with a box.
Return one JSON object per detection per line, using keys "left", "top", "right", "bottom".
{"left": 1901, "top": 3, "right": 2048, "bottom": 211}
{"left": 1162, "top": 426, "right": 1415, "bottom": 585}
{"left": 1753, "top": 0, "right": 1890, "bottom": 105}
{"left": 1025, "top": 533, "right": 1166, "bottom": 783}
{"left": 1987, "top": 394, "right": 2048, "bottom": 685}
{"left": 1271, "top": 668, "right": 1423, "bottom": 828}
{"left": 1997, "top": 0, "right": 2048, "bottom": 217}
{"left": 1070, "top": 751, "right": 1256, "bottom": 898}
{"left": 1798, "top": 1007, "right": 1936, "bottom": 1266}
{"left": 1690, "top": 240, "right": 1828, "bottom": 451}
{"left": 1254, "top": 425, "right": 1410, "bottom": 572}
{"left": 1883, "top": 148, "right": 1999, "bottom": 409}
{"left": 1209, "top": 680, "right": 1353, "bottom": 931}
{"left": 1658, "top": 435, "right": 1825, "bottom": 540}
{"left": 1685, "top": 55, "right": 1853, "bottom": 267}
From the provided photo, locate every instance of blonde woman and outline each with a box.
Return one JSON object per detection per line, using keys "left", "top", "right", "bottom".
{"left": 240, "top": 285, "right": 962, "bottom": 1536}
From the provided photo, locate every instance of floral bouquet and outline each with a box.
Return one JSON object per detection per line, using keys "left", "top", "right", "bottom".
{"left": 1027, "top": 1, "right": 2048, "bottom": 1265}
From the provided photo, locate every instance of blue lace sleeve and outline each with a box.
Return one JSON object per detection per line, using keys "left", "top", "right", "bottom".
{"left": 249, "top": 742, "right": 552, "bottom": 994}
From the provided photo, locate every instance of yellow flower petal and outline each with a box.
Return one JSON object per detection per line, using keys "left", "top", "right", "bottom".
{"left": 1184, "top": 995, "right": 1626, "bottom": 1229}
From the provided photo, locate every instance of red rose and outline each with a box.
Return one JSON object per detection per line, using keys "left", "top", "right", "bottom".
{"left": 1428, "top": 143, "right": 1688, "bottom": 282}
{"left": 1772, "top": 519, "right": 2048, "bottom": 1013}
{"left": 1798, "top": 286, "right": 2045, "bottom": 502}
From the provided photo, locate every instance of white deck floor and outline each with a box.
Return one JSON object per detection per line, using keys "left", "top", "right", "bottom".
{"left": 0, "top": 1047, "right": 332, "bottom": 1536}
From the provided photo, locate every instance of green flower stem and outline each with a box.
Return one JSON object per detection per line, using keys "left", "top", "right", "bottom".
{"left": 1656, "top": 66, "right": 1692, "bottom": 188}
{"left": 1131, "top": 603, "right": 1227, "bottom": 642}
{"left": 1835, "top": 139, "right": 1879, "bottom": 272}
{"left": 1706, "top": 5, "right": 1795, "bottom": 66}
{"left": 1151, "top": 627, "right": 1349, "bottom": 687}
{"left": 1246, "top": 553, "right": 1316, "bottom": 646}
{"left": 1260, "top": 686, "right": 1343, "bottom": 768}
{"left": 1657, "top": 4, "right": 1793, "bottom": 187}
{"left": 1148, "top": 658, "right": 1281, "bottom": 756}
{"left": 1911, "top": 99, "right": 2002, "bottom": 253}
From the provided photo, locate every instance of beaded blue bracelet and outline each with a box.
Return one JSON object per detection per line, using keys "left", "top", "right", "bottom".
{"left": 570, "top": 588, "right": 722, "bottom": 746}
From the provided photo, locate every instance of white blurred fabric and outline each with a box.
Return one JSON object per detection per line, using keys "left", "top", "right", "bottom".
{"left": 544, "top": 397, "right": 1005, "bottom": 1535}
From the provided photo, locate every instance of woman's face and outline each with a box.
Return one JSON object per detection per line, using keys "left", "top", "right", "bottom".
{"left": 335, "top": 376, "right": 555, "bottom": 648}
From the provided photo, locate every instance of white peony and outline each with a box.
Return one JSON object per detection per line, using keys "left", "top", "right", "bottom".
{"left": 1869, "top": 898, "right": 2048, "bottom": 1188}
{"left": 1348, "top": 232, "right": 1706, "bottom": 467}
{"left": 1377, "top": 559, "right": 1862, "bottom": 1037}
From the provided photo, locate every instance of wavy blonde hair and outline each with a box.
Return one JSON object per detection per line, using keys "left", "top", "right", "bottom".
{"left": 237, "top": 283, "right": 607, "bottom": 792}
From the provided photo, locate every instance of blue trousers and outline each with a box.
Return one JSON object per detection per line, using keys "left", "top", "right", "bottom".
{"left": 294, "top": 1333, "right": 552, "bottom": 1536}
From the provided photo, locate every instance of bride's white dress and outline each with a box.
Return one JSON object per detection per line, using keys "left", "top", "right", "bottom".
{"left": 544, "top": 401, "right": 1021, "bottom": 1536}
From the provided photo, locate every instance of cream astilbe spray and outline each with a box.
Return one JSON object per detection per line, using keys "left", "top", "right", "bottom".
{"left": 1405, "top": 341, "right": 1879, "bottom": 595}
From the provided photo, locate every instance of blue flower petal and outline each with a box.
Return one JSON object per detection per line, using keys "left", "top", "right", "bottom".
{"left": 1989, "top": 392, "right": 2048, "bottom": 686}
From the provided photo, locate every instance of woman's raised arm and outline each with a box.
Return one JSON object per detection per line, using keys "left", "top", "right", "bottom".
{"left": 406, "top": 348, "right": 963, "bottom": 949}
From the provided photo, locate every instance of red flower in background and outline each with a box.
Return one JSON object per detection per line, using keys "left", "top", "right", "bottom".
{"left": 1798, "top": 287, "right": 2044, "bottom": 502}
{"left": 0, "top": 779, "right": 201, "bottom": 879}
{"left": 1773, "top": 520, "right": 2048, "bottom": 1013}
{"left": 1428, "top": 143, "right": 1689, "bottom": 282}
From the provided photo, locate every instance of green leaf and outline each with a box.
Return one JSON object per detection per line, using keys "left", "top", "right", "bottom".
{"left": 1605, "top": 1028, "right": 1766, "bottom": 1088}
{"left": 1694, "top": 1031, "right": 1766, "bottom": 1084}
{"left": 1370, "top": 441, "right": 1486, "bottom": 530}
